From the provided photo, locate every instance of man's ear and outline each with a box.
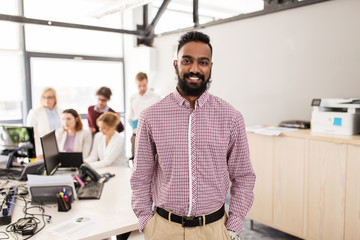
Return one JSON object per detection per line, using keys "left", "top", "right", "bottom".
{"left": 173, "top": 60, "right": 178, "bottom": 70}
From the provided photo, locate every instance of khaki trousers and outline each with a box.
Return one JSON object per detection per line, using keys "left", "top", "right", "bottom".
{"left": 144, "top": 212, "right": 232, "bottom": 240}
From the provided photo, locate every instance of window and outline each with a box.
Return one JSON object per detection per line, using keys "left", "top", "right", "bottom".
{"left": 23, "top": 0, "right": 122, "bottom": 28}
{"left": 0, "top": 53, "right": 24, "bottom": 121}
{"left": 25, "top": 25, "right": 123, "bottom": 57}
{"left": 30, "top": 57, "right": 124, "bottom": 114}
{"left": 0, "top": 22, "right": 20, "bottom": 50}
{"left": 0, "top": 0, "right": 126, "bottom": 124}
{"left": 0, "top": 0, "right": 19, "bottom": 15}
{"left": 0, "top": 9, "right": 23, "bottom": 123}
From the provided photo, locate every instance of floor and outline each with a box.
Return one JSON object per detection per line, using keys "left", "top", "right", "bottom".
{"left": 122, "top": 219, "right": 303, "bottom": 240}
{"left": 240, "top": 219, "right": 302, "bottom": 240}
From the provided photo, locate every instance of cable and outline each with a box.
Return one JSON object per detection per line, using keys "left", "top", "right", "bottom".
{"left": 6, "top": 217, "right": 38, "bottom": 236}
{"left": 21, "top": 196, "right": 49, "bottom": 240}
{"left": 101, "top": 172, "right": 115, "bottom": 183}
{"left": 5, "top": 195, "right": 51, "bottom": 239}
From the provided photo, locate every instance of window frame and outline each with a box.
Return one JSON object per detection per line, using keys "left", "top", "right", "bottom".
{"left": 0, "top": 0, "right": 126, "bottom": 125}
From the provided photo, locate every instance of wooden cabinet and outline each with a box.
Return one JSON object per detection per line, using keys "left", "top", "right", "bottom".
{"left": 246, "top": 130, "right": 360, "bottom": 240}
{"left": 247, "top": 134, "right": 273, "bottom": 225}
{"left": 273, "top": 137, "right": 306, "bottom": 238}
{"left": 344, "top": 145, "right": 360, "bottom": 240}
{"left": 306, "top": 140, "right": 346, "bottom": 240}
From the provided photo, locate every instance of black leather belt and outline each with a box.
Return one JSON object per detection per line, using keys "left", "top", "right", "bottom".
{"left": 156, "top": 205, "right": 225, "bottom": 228}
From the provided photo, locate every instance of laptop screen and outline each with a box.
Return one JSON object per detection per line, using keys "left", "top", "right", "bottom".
{"left": 40, "top": 131, "right": 60, "bottom": 175}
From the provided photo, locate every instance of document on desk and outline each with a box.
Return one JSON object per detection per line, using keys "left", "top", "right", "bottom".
{"left": 247, "top": 125, "right": 297, "bottom": 136}
{"left": 27, "top": 174, "right": 77, "bottom": 199}
{"left": 46, "top": 213, "right": 106, "bottom": 240}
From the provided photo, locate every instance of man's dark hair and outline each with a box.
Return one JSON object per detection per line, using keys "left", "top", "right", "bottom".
{"left": 177, "top": 31, "right": 212, "bottom": 55}
{"left": 96, "top": 86, "right": 112, "bottom": 99}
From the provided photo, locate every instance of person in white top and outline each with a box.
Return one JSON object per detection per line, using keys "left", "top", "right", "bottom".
{"left": 55, "top": 109, "right": 92, "bottom": 158}
{"left": 27, "top": 87, "right": 62, "bottom": 158}
{"left": 128, "top": 72, "right": 161, "bottom": 159}
{"left": 85, "top": 112, "right": 126, "bottom": 168}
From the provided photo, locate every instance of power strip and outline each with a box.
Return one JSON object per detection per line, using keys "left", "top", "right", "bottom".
{"left": 0, "top": 187, "right": 17, "bottom": 225}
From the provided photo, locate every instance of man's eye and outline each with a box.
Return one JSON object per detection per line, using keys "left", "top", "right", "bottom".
{"left": 182, "top": 59, "right": 190, "bottom": 64}
{"left": 200, "top": 61, "right": 209, "bottom": 66}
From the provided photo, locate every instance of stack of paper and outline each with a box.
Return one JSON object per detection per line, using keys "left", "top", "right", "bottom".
{"left": 246, "top": 125, "right": 297, "bottom": 136}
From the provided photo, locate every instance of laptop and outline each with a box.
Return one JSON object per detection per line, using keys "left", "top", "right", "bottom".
{"left": 58, "top": 152, "right": 83, "bottom": 168}
{"left": 40, "top": 131, "right": 83, "bottom": 175}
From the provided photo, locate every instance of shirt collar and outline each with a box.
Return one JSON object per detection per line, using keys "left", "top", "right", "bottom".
{"left": 138, "top": 89, "right": 150, "bottom": 97}
{"left": 45, "top": 107, "right": 57, "bottom": 113}
{"left": 172, "top": 88, "right": 210, "bottom": 108}
{"left": 94, "top": 105, "right": 109, "bottom": 113}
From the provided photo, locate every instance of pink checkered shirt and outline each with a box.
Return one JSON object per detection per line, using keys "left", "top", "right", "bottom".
{"left": 130, "top": 89, "right": 255, "bottom": 233}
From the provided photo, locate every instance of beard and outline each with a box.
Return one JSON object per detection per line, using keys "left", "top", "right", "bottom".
{"left": 176, "top": 69, "right": 212, "bottom": 97}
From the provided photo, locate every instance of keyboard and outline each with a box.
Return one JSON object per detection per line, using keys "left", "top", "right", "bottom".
{"left": 76, "top": 182, "right": 104, "bottom": 200}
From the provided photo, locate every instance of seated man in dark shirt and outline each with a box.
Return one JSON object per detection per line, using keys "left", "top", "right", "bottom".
{"left": 87, "top": 86, "right": 124, "bottom": 134}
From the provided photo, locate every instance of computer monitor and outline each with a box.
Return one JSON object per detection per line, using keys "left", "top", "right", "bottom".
{"left": 40, "top": 131, "right": 61, "bottom": 175}
{"left": 0, "top": 125, "right": 36, "bottom": 168}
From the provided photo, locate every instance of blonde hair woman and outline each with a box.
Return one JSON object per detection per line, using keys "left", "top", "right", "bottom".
{"left": 84, "top": 112, "right": 126, "bottom": 168}
{"left": 27, "top": 87, "right": 62, "bottom": 158}
{"left": 55, "top": 109, "right": 92, "bottom": 158}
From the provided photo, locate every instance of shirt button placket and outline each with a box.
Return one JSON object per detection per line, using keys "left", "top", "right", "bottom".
{"left": 191, "top": 111, "right": 197, "bottom": 212}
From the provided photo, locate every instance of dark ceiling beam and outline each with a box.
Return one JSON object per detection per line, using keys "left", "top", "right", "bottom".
{"left": 193, "top": 0, "right": 199, "bottom": 27}
{"left": 145, "top": 0, "right": 171, "bottom": 37}
{"left": 138, "top": 0, "right": 171, "bottom": 47}
{"left": 0, "top": 14, "right": 147, "bottom": 36}
{"left": 143, "top": 4, "right": 149, "bottom": 27}
{"left": 156, "top": 0, "right": 329, "bottom": 37}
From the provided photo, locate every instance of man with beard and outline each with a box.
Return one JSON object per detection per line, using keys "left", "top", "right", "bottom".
{"left": 131, "top": 31, "right": 255, "bottom": 240}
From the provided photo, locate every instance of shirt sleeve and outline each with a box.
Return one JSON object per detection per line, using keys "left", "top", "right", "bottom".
{"left": 130, "top": 112, "right": 157, "bottom": 231}
{"left": 87, "top": 106, "right": 95, "bottom": 129}
{"left": 82, "top": 130, "right": 93, "bottom": 159}
{"left": 128, "top": 96, "right": 135, "bottom": 122}
{"left": 55, "top": 129, "right": 63, "bottom": 151}
{"left": 26, "top": 109, "right": 42, "bottom": 156}
{"left": 226, "top": 113, "right": 256, "bottom": 233}
{"left": 84, "top": 133, "right": 100, "bottom": 163}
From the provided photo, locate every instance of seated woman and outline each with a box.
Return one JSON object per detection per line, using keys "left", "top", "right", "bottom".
{"left": 84, "top": 112, "right": 126, "bottom": 168}
{"left": 56, "top": 109, "right": 92, "bottom": 158}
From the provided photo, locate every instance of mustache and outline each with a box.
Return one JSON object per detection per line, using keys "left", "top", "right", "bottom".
{"left": 183, "top": 73, "right": 205, "bottom": 81}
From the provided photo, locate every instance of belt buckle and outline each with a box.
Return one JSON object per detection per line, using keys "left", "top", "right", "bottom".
{"left": 181, "top": 216, "right": 203, "bottom": 227}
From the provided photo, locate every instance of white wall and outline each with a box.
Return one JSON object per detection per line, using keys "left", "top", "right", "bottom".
{"left": 150, "top": 0, "right": 360, "bottom": 126}
{"left": 123, "top": 8, "right": 160, "bottom": 156}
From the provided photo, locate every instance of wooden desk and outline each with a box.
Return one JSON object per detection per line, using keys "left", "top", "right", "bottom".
{"left": 6, "top": 166, "right": 138, "bottom": 240}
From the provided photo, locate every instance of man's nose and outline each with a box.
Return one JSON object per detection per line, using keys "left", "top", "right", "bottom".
{"left": 189, "top": 63, "right": 200, "bottom": 73}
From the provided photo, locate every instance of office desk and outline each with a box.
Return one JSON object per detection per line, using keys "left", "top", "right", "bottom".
{"left": 5, "top": 166, "right": 138, "bottom": 240}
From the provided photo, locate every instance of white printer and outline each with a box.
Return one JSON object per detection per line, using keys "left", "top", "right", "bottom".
{"left": 311, "top": 98, "right": 360, "bottom": 136}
